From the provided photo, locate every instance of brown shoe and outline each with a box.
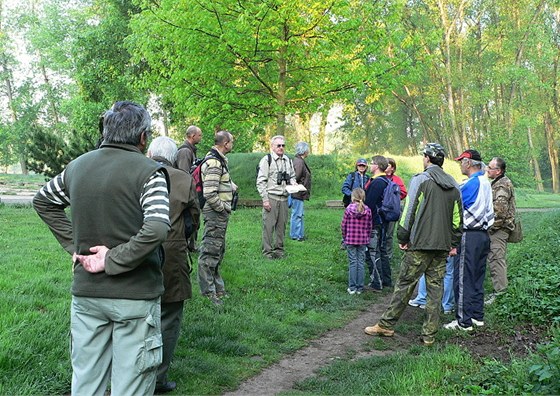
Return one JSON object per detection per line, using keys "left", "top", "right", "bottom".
{"left": 364, "top": 323, "right": 394, "bottom": 337}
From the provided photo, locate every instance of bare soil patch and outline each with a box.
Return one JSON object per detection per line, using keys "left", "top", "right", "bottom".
{"left": 448, "top": 324, "right": 548, "bottom": 363}
{"left": 225, "top": 295, "right": 548, "bottom": 396}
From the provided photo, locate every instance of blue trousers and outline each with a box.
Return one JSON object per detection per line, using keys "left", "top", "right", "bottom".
{"left": 289, "top": 198, "right": 305, "bottom": 240}
{"left": 454, "top": 230, "right": 490, "bottom": 327}
{"left": 347, "top": 244, "right": 367, "bottom": 291}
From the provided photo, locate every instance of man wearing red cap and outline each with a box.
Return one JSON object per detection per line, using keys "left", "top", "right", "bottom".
{"left": 444, "top": 149, "right": 494, "bottom": 331}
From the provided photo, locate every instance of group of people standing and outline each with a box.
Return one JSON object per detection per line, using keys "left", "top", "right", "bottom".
{"left": 31, "top": 100, "right": 517, "bottom": 396}
{"left": 33, "top": 103, "right": 313, "bottom": 395}
{"left": 340, "top": 144, "right": 518, "bottom": 345}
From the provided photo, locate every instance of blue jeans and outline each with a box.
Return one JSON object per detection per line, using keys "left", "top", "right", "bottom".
{"left": 290, "top": 198, "right": 304, "bottom": 240}
{"left": 411, "top": 256, "right": 455, "bottom": 311}
{"left": 347, "top": 245, "right": 366, "bottom": 291}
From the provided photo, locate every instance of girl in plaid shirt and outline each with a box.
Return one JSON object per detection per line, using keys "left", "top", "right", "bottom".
{"left": 341, "top": 188, "right": 373, "bottom": 294}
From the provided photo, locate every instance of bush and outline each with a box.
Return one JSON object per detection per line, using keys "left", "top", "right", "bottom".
{"left": 494, "top": 211, "right": 560, "bottom": 325}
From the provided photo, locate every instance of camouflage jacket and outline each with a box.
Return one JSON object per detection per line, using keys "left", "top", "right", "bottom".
{"left": 491, "top": 175, "right": 516, "bottom": 232}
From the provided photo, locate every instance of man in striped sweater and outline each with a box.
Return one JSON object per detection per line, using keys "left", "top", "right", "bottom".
{"left": 33, "top": 101, "right": 170, "bottom": 395}
{"left": 198, "top": 131, "right": 237, "bottom": 305}
{"left": 444, "top": 149, "right": 495, "bottom": 331}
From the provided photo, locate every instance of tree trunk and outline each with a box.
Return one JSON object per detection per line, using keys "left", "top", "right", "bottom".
{"left": 276, "top": 22, "right": 288, "bottom": 137}
{"left": 527, "top": 125, "right": 544, "bottom": 192}
{"left": 317, "top": 111, "right": 327, "bottom": 155}
{"left": 544, "top": 113, "right": 559, "bottom": 193}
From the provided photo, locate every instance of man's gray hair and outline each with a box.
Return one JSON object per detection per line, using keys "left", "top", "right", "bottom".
{"left": 186, "top": 125, "right": 201, "bottom": 138}
{"left": 270, "top": 135, "right": 285, "bottom": 145}
{"left": 148, "top": 136, "right": 178, "bottom": 164}
{"left": 102, "top": 101, "right": 151, "bottom": 145}
{"left": 471, "top": 159, "right": 484, "bottom": 169}
{"left": 295, "top": 141, "right": 310, "bottom": 155}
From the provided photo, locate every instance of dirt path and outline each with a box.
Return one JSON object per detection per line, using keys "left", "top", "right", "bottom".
{"left": 224, "top": 293, "right": 400, "bottom": 396}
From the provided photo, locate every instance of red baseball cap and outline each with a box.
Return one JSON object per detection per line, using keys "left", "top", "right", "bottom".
{"left": 455, "top": 149, "right": 482, "bottom": 161}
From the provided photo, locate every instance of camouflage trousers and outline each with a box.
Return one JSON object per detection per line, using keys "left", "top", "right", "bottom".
{"left": 198, "top": 209, "right": 230, "bottom": 296}
{"left": 379, "top": 250, "right": 448, "bottom": 339}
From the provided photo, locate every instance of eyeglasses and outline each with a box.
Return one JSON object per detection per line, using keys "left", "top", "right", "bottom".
{"left": 276, "top": 144, "right": 285, "bottom": 148}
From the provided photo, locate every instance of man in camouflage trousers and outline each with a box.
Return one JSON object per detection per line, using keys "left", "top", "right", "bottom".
{"left": 198, "top": 131, "right": 237, "bottom": 305}
{"left": 364, "top": 143, "right": 463, "bottom": 345}
{"left": 485, "top": 157, "right": 517, "bottom": 305}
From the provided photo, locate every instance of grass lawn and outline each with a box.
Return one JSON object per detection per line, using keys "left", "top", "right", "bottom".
{"left": 1, "top": 154, "right": 560, "bottom": 395}
{"left": 0, "top": 204, "right": 384, "bottom": 395}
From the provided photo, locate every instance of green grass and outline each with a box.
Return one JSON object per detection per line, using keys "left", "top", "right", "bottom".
{"left": 1, "top": 155, "right": 560, "bottom": 395}
{"left": 283, "top": 345, "right": 472, "bottom": 395}
{"left": 0, "top": 204, "right": 384, "bottom": 395}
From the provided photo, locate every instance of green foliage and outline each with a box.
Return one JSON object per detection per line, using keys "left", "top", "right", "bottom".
{"left": 127, "top": 0, "right": 400, "bottom": 137}
{"left": 526, "top": 327, "right": 560, "bottom": 394}
{"left": 493, "top": 211, "right": 560, "bottom": 325}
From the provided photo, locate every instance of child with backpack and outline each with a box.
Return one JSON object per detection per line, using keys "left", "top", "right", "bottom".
{"left": 341, "top": 188, "right": 372, "bottom": 294}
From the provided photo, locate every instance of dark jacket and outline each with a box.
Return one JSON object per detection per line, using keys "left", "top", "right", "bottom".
{"left": 364, "top": 174, "right": 388, "bottom": 226}
{"left": 176, "top": 141, "right": 197, "bottom": 172}
{"left": 155, "top": 157, "right": 200, "bottom": 303}
{"left": 342, "top": 171, "right": 370, "bottom": 196}
{"left": 291, "top": 155, "right": 312, "bottom": 200}
{"left": 397, "top": 164, "right": 463, "bottom": 251}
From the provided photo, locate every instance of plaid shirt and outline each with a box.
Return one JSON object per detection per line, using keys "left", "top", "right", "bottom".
{"left": 341, "top": 203, "right": 373, "bottom": 245}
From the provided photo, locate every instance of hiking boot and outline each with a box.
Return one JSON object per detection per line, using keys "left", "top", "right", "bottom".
{"left": 364, "top": 324, "right": 395, "bottom": 337}
{"left": 364, "top": 284, "right": 382, "bottom": 293}
{"left": 472, "top": 319, "right": 484, "bottom": 327}
{"left": 443, "top": 320, "right": 472, "bottom": 331}
{"left": 484, "top": 293, "right": 496, "bottom": 306}
{"left": 408, "top": 299, "right": 426, "bottom": 309}
{"left": 422, "top": 336, "right": 435, "bottom": 346}
{"left": 206, "top": 294, "right": 223, "bottom": 305}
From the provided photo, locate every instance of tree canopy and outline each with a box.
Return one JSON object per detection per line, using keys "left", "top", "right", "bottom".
{"left": 0, "top": 0, "right": 558, "bottom": 191}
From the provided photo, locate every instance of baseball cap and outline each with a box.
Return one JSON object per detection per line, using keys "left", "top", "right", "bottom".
{"left": 356, "top": 158, "right": 368, "bottom": 166}
{"left": 455, "top": 149, "right": 482, "bottom": 161}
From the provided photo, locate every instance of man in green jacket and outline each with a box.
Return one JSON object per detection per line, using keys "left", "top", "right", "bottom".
{"left": 365, "top": 143, "right": 463, "bottom": 345}
{"left": 33, "top": 101, "right": 170, "bottom": 396}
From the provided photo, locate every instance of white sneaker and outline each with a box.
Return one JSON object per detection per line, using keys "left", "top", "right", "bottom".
{"left": 347, "top": 288, "right": 356, "bottom": 295}
{"left": 472, "top": 319, "right": 484, "bottom": 327}
{"left": 444, "top": 320, "right": 473, "bottom": 331}
{"left": 408, "top": 299, "right": 426, "bottom": 309}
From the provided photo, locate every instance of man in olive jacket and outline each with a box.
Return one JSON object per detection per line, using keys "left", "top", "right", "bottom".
{"left": 33, "top": 101, "right": 170, "bottom": 396}
{"left": 148, "top": 137, "right": 200, "bottom": 394}
{"left": 365, "top": 143, "right": 463, "bottom": 345}
{"left": 485, "top": 156, "right": 516, "bottom": 303}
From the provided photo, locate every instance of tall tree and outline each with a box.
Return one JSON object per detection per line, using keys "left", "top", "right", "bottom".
{"left": 128, "top": 0, "right": 399, "bottom": 145}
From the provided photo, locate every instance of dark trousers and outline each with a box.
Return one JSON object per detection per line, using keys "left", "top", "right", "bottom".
{"left": 454, "top": 229, "right": 490, "bottom": 327}
{"left": 366, "top": 223, "right": 391, "bottom": 289}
